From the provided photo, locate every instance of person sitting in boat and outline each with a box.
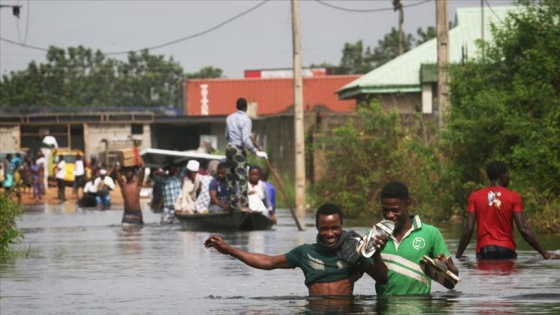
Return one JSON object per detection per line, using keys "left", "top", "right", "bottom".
{"left": 204, "top": 203, "right": 389, "bottom": 297}
{"left": 207, "top": 162, "right": 230, "bottom": 213}
{"left": 194, "top": 160, "right": 213, "bottom": 214}
{"left": 94, "top": 168, "right": 115, "bottom": 210}
{"left": 247, "top": 165, "right": 276, "bottom": 224}
{"left": 260, "top": 168, "right": 276, "bottom": 214}
{"left": 174, "top": 160, "right": 201, "bottom": 215}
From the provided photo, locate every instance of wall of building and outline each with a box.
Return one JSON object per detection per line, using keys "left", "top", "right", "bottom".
{"left": 185, "top": 76, "right": 360, "bottom": 117}
{"left": 378, "top": 93, "right": 423, "bottom": 114}
{"left": 0, "top": 125, "right": 20, "bottom": 152}
{"left": 85, "top": 123, "right": 151, "bottom": 160}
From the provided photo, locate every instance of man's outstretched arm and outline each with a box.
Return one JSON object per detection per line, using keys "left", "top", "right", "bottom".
{"left": 204, "top": 235, "right": 292, "bottom": 270}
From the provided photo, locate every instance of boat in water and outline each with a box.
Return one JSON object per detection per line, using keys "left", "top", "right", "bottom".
{"left": 175, "top": 210, "right": 274, "bottom": 231}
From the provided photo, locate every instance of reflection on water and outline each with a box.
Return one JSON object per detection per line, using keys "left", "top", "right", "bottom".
{"left": 1, "top": 202, "right": 559, "bottom": 314}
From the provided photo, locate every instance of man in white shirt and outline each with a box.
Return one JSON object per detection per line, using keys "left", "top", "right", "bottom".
{"left": 78, "top": 177, "right": 98, "bottom": 207}
{"left": 73, "top": 154, "right": 86, "bottom": 199}
{"left": 55, "top": 155, "right": 66, "bottom": 201}
{"left": 35, "top": 152, "right": 47, "bottom": 195}
{"left": 40, "top": 131, "right": 58, "bottom": 191}
{"left": 93, "top": 168, "right": 115, "bottom": 209}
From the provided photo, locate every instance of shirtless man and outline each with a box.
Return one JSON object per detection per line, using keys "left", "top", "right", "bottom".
{"left": 116, "top": 163, "right": 145, "bottom": 225}
{"left": 204, "top": 203, "right": 388, "bottom": 296}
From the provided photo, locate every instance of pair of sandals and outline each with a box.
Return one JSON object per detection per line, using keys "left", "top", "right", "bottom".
{"left": 357, "top": 220, "right": 461, "bottom": 290}
{"left": 356, "top": 219, "right": 395, "bottom": 258}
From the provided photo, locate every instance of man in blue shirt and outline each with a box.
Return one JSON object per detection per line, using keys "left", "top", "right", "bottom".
{"left": 225, "top": 98, "right": 268, "bottom": 210}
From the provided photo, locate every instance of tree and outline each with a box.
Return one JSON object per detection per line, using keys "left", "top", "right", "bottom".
{"left": 371, "top": 27, "right": 414, "bottom": 68}
{"left": 186, "top": 66, "right": 223, "bottom": 79}
{"left": 0, "top": 47, "right": 185, "bottom": 110}
{"left": 338, "top": 40, "right": 374, "bottom": 74}
{"left": 415, "top": 26, "right": 436, "bottom": 45}
{"left": 310, "top": 26, "right": 434, "bottom": 75}
{"left": 442, "top": 0, "right": 560, "bottom": 224}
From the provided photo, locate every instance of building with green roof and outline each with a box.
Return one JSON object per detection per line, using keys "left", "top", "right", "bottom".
{"left": 337, "top": 6, "right": 517, "bottom": 116}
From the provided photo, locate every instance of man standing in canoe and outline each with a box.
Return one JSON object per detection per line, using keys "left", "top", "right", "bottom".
{"left": 204, "top": 203, "right": 388, "bottom": 296}
{"left": 115, "top": 162, "right": 145, "bottom": 225}
{"left": 225, "top": 97, "right": 268, "bottom": 210}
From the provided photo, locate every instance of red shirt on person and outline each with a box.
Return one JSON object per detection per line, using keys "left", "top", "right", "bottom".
{"left": 467, "top": 186, "right": 523, "bottom": 254}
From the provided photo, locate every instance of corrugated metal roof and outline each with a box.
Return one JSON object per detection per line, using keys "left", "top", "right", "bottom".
{"left": 338, "top": 6, "right": 518, "bottom": 99}
{"left": 185, "top": 75, "right": 360, "bottom": 116}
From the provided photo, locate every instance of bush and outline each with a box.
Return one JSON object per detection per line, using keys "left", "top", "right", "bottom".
{"left": 0, "top": 192, "right": 24, "bottom": 261}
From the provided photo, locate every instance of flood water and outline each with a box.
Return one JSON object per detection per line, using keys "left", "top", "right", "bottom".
{"left": 1, "top": 201, "right": 560, "bottom": 314}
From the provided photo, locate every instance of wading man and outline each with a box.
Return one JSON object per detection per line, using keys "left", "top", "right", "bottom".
{"left": 115, "top": 162, "right": 145, "bottom": 225}
{"left": 204, "top": 203, "right": 388, "bottom": 296}
{"left": 455, "top": 161, "right": 559, "bottom": 260}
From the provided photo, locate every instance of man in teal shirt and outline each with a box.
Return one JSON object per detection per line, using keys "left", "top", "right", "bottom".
{"left": 376, "top": 181, "right": 459, "bottom": 295}
{"left": 204, "top": 203, "right": 388, "bottom": 296}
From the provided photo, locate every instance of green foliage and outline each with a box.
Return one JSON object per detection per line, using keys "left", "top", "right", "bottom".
{"left": 442, "top": 0, "right": 560, "bottom": 218}
{"left": 0, "top": 192, "right": 24, "bottom": 261}
{"left": 338, "top": 40, "right": 375, "bottom": 75}
{"left": 415, "top": 26, "right": 436, "bottom": 45}
{"left": 371, "top": 27, "right": 415, "bottom": 67}
{"left": 309, "top": 26, "right": 436, "bottom": 75}
{"left": 186, "top": 66, "right": 223, "bottom": 79}
{"left": 311, "top": 102, "right": 444, "bottom": 220}
{"left": 0, "top": 46, "right": 187, "bottom": 109}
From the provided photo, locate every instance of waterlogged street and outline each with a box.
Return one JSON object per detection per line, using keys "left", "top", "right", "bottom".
{"left": 1, "top": 202, "right": 559, "bottom": 314}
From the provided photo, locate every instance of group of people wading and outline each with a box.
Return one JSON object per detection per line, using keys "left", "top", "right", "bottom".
{"left": 202, "top": 98, "right": 559, "bottom": 298}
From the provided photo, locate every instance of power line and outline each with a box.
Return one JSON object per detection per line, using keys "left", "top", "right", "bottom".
{"left": 313, "top": 0, "right": 432, "bottom": 13}
{"left": 485, "top": 0, "right": 504, "bottom": 23}
{"left": 1, "top": 0, "right": 271, "bottom": 56}
{"left": 106, "top": 0, "right": 271, "bottom": 55}
{"left": 0, "top": 36, "right": 48, "bottom": 52}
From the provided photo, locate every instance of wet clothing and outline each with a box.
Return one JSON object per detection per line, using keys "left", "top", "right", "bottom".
{"left": 160, "top": 175, "right": 182, "bottom": 209}
{"left": 477, "top": 245, "right": 517, "bottom": 260}
{"left": 226, "top": 144, "right": 248, "bottom": 208}
{"left": 284, "top": 230, "right": 360, "bottom": 286}
{"left": 94, "top": 176, "right": 115, "bottom": 207}
{"left": 376, "top": 215, "right": 451, "bottom": 296}
{"left": 122, "top": 210, "right": 144, "bottom": 225}
{"left": 467, "top": 186, "right": 523, "bottom": 256}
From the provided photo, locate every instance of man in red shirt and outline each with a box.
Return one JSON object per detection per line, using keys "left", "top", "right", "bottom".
{"left": 455, "top": 161, "right": 559, "bottom": 260}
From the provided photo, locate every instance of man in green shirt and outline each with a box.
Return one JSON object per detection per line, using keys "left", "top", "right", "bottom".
{"left": 204, "top": 203, "right": 388, "bottom": 296}
{"left": 376, "top": 181, "right": 459, "bottom": 295}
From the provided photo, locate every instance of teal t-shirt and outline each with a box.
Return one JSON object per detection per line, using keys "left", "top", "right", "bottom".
{"left": 285, "top": 243, "right": 356, "bottom": 286}
{"left": 375, "top": 215, "right": 451, "bottom": 296}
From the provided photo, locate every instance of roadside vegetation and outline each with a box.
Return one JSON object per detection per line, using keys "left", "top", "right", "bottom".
{"left": 0, "top": 192, "right": 24, "bottom": 261}
{"left": 310, "top": 0, "right": 560, "bottom": 233}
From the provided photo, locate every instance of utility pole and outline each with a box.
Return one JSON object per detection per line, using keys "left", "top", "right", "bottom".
{"left": 436, "top": 0, "right": 449, "bottom": 127}
{"left": 291, "top": 0, "right": 306, "bottom": 227}
{"left": 393, "top": 0, "right": 404, "bottom": 55}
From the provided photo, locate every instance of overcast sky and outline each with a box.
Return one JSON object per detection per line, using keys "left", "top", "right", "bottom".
{"left": 0, "top": 0, "right": 515, "bottom": 78}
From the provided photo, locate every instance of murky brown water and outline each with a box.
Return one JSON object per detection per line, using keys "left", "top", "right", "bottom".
{"left": 1, "top": 201, "right": 559, "bottom": 314}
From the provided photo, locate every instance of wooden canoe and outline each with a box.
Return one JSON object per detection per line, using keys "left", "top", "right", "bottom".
{"left": 175, "top": 211, "right": 274, "bottom": 231}
{"left": 140, "top": 148, "right": 225, "bottom": 168}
